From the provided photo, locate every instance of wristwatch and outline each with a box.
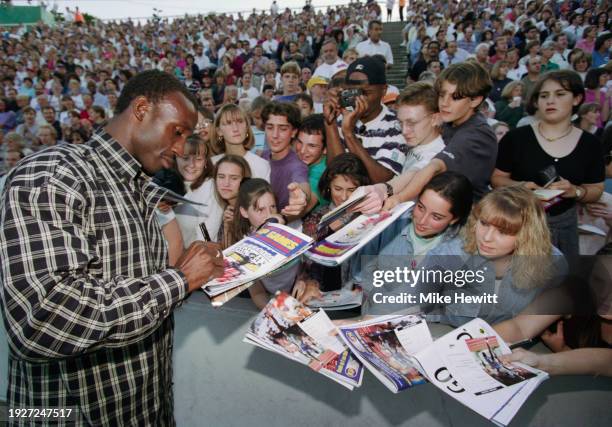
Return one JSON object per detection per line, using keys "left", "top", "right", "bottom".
{"left": 384, "top": 182, "right": 394, "bottom": 198}
{"left": 575, "top": 186, "right": 584, "bottom": 200}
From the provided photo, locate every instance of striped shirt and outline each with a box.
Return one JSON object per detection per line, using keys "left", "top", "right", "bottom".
{"left": 338, "top": 104, "right": 407, "bottom": 175}
{"left": 0, "top": 130, "right": 188, "bottom": 425}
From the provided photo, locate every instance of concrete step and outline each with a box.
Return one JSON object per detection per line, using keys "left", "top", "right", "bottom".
{"left": 383, "top": 21, "right": 409, "bottom": 89}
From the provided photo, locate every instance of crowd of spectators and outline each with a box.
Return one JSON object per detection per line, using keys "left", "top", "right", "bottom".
{"left": 1, "top": 0, "right": 612, "bottom": 377}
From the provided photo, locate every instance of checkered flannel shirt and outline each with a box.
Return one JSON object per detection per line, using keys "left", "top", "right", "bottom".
{"left": 0, "top": 130, "right": 189, "bottom": 426}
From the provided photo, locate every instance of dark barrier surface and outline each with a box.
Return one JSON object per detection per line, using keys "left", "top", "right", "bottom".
{"left": 173, "top": 292, "right": 612, "bottom": 427}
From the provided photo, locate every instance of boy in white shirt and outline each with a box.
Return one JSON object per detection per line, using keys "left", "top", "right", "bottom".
{"left": 396, "top": 82, "right": 445, "bottom": 175}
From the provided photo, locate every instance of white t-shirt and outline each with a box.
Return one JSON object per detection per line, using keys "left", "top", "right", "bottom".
{"left": 313, "top": 58, "right": 347, "bottom": 80}
{"left": 401, "top": 135, "right": 446, "bottom": 174}
{"left": 356, "top": 39, "right": 394, "bottom": 65}
{"left": 212, "top": 151, "right": 271, "bottom": 182}
{"left": 238, "top": 86, "right": 260, "bottom": 101}
{"left": 157, "top": 179, "right": 224, "bottom": 248}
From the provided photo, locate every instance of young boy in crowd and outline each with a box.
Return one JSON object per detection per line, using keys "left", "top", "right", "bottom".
{"left": 358, "top": 62, "right": 497, "bottom": 212}
{"left": 295, "top": 93, "right": 314, "bottom": 119}
{"left": 249, "top": 96, "right": 270, "bottom": 156}
{"left": 396, "top": 82, "right": 445, "bottom": 175}
{"left": 295, "top": 114, "right": 327, "bottom": 205}
{"left": 262, "top": 101, "right": 315, "bottom": 221}
{"left": 273, "top": 61, "right": 302, "bottom": 103}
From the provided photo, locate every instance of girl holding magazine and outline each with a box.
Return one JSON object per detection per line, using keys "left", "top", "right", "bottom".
{"left": 226, "top": 178, "right": 300, "bottom": 309}
{"left": 293, "top": 154, "right": 371, "bottom": 303}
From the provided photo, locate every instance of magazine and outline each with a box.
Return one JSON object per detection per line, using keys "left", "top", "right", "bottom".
{"left": 412, "top": 318, "right": 549, "bottom": 426}
{"left": 202, "top": 223, "right": 313, "bottom": 300}
{"left": 533, "top": 188, "right": 564, "bottom": 201}
{"left": 306, "top": 286, "right": 364, "bottom": 311}
{"left": 337, "top": 315, "right": 432, "bottom": 393}
{"left": 305, "top": 202, "right": 414, "bottom": 266}
{"left": 202, "top": 203, "right": 413, "bottom": 305}
{"left": 317, "top": 192, "right": 367, "bottom": 233}
{"left": 243, "top": 292, "right": 364, "bottom": 390}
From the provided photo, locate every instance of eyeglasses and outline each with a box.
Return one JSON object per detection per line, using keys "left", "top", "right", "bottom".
{"left": 194, "top": 120, "right": 212, "bottom": 133}
{"left": 399, "top": 113, "right": 434, "bottom": 130}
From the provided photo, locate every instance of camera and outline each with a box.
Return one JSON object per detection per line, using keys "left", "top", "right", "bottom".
{"left": 340, "top": 88, "right": 363, "bottom": 109}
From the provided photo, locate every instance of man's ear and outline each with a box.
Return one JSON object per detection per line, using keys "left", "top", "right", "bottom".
{"left": 132, "top": 96, "right": 151, "bottom": 122}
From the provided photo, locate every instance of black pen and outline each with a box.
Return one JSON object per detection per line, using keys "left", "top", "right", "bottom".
{"left": 199, "top": 222, "right": 211, "bottom": 242}
{"left": 509, "top": 338, "right": 535, "bottom": 350}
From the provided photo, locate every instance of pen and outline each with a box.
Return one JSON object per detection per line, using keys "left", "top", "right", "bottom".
{"left": 199, "top": 222, "right": 211, "bottom": 242}
{"left": 509, "top": 338, "right": 535, "bottom": 350}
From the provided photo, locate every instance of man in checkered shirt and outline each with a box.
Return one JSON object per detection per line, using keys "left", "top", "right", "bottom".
{"left": 0, "top": 70, "right": 225, "bottom": 425}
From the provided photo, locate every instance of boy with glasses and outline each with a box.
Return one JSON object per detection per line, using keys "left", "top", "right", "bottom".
{"left": 357, "top": 62, "right": 497, "bottom": 212}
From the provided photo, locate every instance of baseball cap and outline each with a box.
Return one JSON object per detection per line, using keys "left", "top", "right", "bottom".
{"left": 307, "top": 76, "right": 329, "bottom": 91}
{"left": 346, "top": 56, "right": 386, "bottom": 85}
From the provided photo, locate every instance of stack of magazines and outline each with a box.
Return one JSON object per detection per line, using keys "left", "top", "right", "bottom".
{"left": 247, "top": 307, "right": 548, "bottom": 426}
{"left": 243, "top": 292, "right": 364, "bottom": 390}
{"left": 340, "top": 317, "right": 549, "bottom": 426}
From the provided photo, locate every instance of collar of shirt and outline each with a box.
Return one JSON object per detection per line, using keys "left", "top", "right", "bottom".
{"left": 89, "top": 130, "right": 141, "bottom": 183}
{"left": 88, "top": 130, "right": 167, "bottom": 209}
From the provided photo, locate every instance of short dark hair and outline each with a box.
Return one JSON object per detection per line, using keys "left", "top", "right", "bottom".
{"left": 595, "top": 33, "right": 612, "bottom": 52}
{"left": 420, "top": 171, "right": 473, "bottom": 226}
{"left": 261, "top": 101, "right": 301, "bottom": 129}
{"left": 295, "top": 93, "right": 313, "bottom": 109}
{"left": 298, "top": 113, "right": 325, "bottom": 146}
{"left": 434, "top": 62, "right": 492, "bottom": 105}
{"left": 115, "top": 70, "right": 197, "bottom": 115}
{"left": 584, "top": 68, "right": 607, "bottom": 90}
{"left": 368, "top": 20, "right": 383, "bottom": 31}
{"left": 318, "top": 153, "right": 370, "bottom": 200}
{"left": 526, "top": 70, "right": 585, "bottom": 115}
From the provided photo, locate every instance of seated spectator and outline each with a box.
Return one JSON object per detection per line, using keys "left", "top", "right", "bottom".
{"left": 0, "top": 99, "right": 16, "bottom": 132}
{"left": 494, "top": 80, "right": 525, "bottom": 129}
{"left": 489, "top": 61, "right": 513, "bottom": 103}
{"left": 273, "top": 61, "right": 302, "bottom": 103}
{"left": 306, "top": 76, "right": 328, "bottom": 114}
{"left": 248, "top": 97, "right": 270, "bottom": 156}
{"left": 492, "top": 122, "right": 510, "bottom": 142}
{"left": 313, "top": 39, "right": 348, "bottom": 80}
{"left": 575, "top": 103, "right": 603, "bottom": 138}
{"left": 15, "top": 107, "right": 39, "bottom": 145}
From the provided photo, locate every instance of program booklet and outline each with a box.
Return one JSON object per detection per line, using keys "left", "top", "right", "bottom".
{"left": 305, "top": 202, "right": 414, "bottom": 266}
{"left": 412, "top": 318, "right": 549, "bottom": 426}
{"left": 243, "top": 292, "right": 364, "bottom": 390}
{"left": 202, "top": 223, "right": 313, "bottom": 301}
{"left": 337, "top": 315, "right": 432, "bottom": 393}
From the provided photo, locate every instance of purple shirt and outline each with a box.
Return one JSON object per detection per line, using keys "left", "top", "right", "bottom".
{"left": 263, "top": 149, "right": 309, "bottom": 210}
